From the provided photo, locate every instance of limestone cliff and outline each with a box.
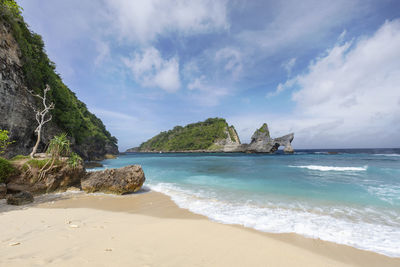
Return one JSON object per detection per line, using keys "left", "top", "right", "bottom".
{"left": 0, "top": 22, "right": 59, "bottom": 157}
{"left": 246, "top": 123, "right": 294, "bottom": 153}
{"left": 0, "top": 9, "right": 118, "bottom": 160}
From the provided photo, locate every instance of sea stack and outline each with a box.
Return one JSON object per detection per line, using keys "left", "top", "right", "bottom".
{"left": 246, "top": 123, "right": 294, "bottom": 153}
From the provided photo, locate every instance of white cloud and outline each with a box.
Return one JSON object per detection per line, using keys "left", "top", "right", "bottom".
{"left": 94, "top": 41, "right": 110, "bottom": 66}
{"left": 236, "top": 0, "right": 362, "bottom": 56}
{"left": 282, "top": 57, "right": 296, "bottom": 76}
{"left": 215, "top": 47, "right": 243, "bottom": 80}
{"left": 187, "top": 75, "right": 229, "bottom": 106}
{"left": 104, "top": 0, "right": 229, "bottom": 43}
{"left": 123, "top": 47, "right": 181, "bottom": 92}
{"left": 234, "top": 20, "right": 400, "bottom": 148}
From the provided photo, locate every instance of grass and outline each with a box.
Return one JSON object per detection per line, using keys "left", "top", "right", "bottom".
{"left": 0, "top": 157, "right": 15, "bottom": 183}
{"left": 11, "top": 155, "right": 30, "bottom": 161}
{"left": 25, "top": 159, "right": 51, "bottom": 169}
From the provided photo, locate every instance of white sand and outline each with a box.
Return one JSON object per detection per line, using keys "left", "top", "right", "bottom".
{"left": 0, "top": 191, "right": 399, "bottom": 267}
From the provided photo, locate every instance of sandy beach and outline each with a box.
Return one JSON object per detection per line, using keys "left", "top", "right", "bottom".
{"left": 0, "top": 190, "right": 399, "bottom": 267}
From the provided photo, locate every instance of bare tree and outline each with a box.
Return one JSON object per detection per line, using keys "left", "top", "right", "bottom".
{"left": 29, "top": 84, "right": 55, "bottom": 158}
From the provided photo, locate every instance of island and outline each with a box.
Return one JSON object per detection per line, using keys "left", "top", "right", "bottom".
{"left": 126, "top": 118, "right": 294, "bottom": 153}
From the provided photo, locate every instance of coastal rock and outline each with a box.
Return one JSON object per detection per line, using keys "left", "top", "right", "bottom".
{"left": 283, "top": 143, "right": 294, "bottom": 153}
{"left": 245, "top": 124, "right": 294, "bottom": 153}
{"left": 6, "top": 191, "right": 34, "bottom": 205}
{"left": 274, "top": 133, "right": 295, "bottom": 153}
{"left": 7, "top": 160, "right": 85, "bottom": 194}
{"left": 0, "top": 183, "right": 6, "bottom": 199}
{"left": 81, "top": 165, "right": 145, "bottom": 194}
{"left": 246, "top": 123, "right": 276, "bottom": 153}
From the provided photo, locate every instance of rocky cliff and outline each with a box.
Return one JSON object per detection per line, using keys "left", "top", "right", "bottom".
{"left": 246, "top": 123, "right": 294, "bottom": 153}
{"left": 0, "top": 22, "right": 59, "bottom": 158}
{"left": 0, "top": 5, "right": 118, "bottom": 160}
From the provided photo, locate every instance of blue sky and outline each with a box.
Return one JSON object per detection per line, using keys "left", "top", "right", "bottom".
{"left": 18, "top": 0, "right": 400, "bottom": 150}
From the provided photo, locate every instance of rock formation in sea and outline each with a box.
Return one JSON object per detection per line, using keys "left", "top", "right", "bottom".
{"left": 246, "top": 123, "right": 294, "bottom": 153}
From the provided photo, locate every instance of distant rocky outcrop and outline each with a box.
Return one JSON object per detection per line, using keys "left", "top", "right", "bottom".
{"left": 127, "top": 119, "right": 294, "bottom": 154}
{"left": 246, "top": 123, "right": 294, "bottom": 153}
{"left": 81, "top": 165, "right": 145, "bottom": 194}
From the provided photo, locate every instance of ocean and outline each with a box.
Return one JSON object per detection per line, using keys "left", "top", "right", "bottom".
{"left": 90, "top": 149, "right": 400, "bottom": 257}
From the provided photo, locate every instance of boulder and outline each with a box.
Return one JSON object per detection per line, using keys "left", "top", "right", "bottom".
{"left": 0, "top": 183, "right": 6, "bottom": 199}
{"left": 7, "top": 161, "right": 85, "bottom": 194}
{"left": 81, "top": 165, "right": 145, "bottom": 194}
{"left": 7, "top": 191, "right": 34, "bottom": 205}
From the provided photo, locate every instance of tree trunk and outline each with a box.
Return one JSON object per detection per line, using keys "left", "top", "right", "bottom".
{"left": 30, "top": 128, "right": 41, "bottom": 158}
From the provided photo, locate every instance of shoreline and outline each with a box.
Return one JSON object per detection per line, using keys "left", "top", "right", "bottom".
{"left": 1, "top": 190, "right": 399, "bottom": 266}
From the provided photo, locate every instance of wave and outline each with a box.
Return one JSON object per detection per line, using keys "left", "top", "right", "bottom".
{"left": 149, "top": 182, "right": 400, "bottom": 257}
{"left": 374, "top": 154, "right": 400, "bottom": 157}
{"left": 289, "top": 165, "right": 368, "bottom": 171}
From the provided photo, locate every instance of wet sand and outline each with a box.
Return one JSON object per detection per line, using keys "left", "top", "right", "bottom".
{"left": 0, "top": 190, "right": 399, "bottom": 266}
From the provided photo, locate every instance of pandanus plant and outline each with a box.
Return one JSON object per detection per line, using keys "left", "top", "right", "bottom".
{"left": 38, "top": 133, "right": 70, "bottom": 180}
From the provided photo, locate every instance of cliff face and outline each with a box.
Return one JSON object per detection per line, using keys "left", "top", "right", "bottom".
{"left": 246, "top": 123, "right": 294, "bottom": 153}
{"left": 213, "top": 125, "right": 242, "bottom": 152}
{"left": 0, "top": 15, "right": 118, "bottom": 160}
{"left": 0, "top": 22, "right": 58, "bottom": 157}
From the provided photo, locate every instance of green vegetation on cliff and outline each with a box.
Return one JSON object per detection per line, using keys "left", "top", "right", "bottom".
{"left": 0, "top": 0, "right": 117, "bottom": 149}
{"left": 0, "top": 157, "right": 14, "bottom": 183}
{"left": 139, "top": 118, "right": 229, "bottom": 151}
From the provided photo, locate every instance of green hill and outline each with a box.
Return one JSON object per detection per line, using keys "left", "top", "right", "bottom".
{"left": 137, "top": 118, "right": 238, "bottom": 152}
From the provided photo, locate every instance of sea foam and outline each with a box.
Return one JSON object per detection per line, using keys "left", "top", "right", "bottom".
{"left": 149, "top": 182, "right": 400, "bottom": 257}
{"left": 289, "top": 165, "right": 368, "bottom": 171}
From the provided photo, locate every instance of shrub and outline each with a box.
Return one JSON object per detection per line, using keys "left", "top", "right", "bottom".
{"left": 0, "top": 157, "right": 15, "bottom": 183}
{"left": 0, "top": 129, "right": 14, "bottom": 154}
{"left": 47, "top": 133, "right": 70, "bottom": 159}
{"left": 68, "top": 152, "right": 82, "bottom": 168}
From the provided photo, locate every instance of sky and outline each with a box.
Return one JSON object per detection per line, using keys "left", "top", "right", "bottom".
{"left": 18, "top": 0, "right": 400, "bottom": 151}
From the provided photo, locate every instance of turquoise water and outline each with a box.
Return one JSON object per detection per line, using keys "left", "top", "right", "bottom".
{"left": 91, "top": 150, "right": 400, "bottom": 257}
